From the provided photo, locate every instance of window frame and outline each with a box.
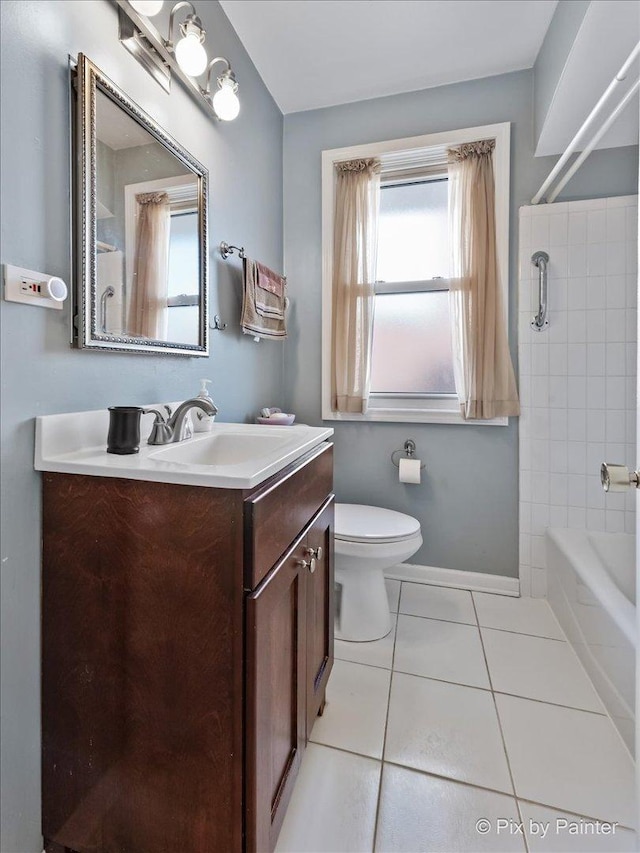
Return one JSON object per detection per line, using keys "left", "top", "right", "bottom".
{"left": 321, "top": 122, "right": 511, "bottom": 426}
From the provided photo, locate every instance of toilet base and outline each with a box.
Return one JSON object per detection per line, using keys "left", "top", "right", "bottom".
{"left": 334, "top": 564, "right": 392, "bottom": 642}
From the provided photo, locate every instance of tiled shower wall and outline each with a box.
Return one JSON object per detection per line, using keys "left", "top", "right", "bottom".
{"left": 518, "top": 196, "right": 638, "bottom": 597}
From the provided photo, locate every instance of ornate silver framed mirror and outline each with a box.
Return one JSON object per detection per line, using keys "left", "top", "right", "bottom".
{"left": 72, "top": 53, "right": 209, "bottom": 356}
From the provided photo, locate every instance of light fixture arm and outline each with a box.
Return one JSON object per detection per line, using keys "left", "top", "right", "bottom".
{"left": 166, "top": 0, "right": 197, "bottom": 47}
{"left": 201, "top": 57, "right": 231, "bottom": 95}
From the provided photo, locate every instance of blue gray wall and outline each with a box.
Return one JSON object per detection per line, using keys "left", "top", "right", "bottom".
{"left": 282, "top": 69, "right": 638, "bottom": 578}
{"left": 0, "top": 1, "right": 283, "bottom": 849}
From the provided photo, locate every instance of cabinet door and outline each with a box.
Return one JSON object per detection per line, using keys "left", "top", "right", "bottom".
{"left": 305, "top": 498, "right": 335, "bottom": 737}
{"left": 246, "top": 534, "right": 307, "bottom": 853}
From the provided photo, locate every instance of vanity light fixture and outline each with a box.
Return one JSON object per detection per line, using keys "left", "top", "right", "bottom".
{"left": 117, "top": 0, "right": 241, "bottom": 122}
{"left": 202, "top": 58, "right": 240, "bottom": 121}
{"left": 129, "top": 0, "right": 164, "bottom": 15}
{"left": 167, "top": 2, "right": 208, "bottom": 78}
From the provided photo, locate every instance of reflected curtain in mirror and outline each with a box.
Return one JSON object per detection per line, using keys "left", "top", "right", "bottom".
{"left": 331, "top": 158, "right": 381, "bottom": 414}
{"left": 128, "top": 191, "right": 170, "bottom": 339}
{"left": 448, "top": 140, "right": 519, "bottom": 419}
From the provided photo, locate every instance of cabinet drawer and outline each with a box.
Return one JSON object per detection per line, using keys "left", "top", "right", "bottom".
{"left": 244, "top": 443, "right": 333, "bottom": 589}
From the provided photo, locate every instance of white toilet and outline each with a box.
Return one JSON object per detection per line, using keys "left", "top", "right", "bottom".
{"left": 334, "top": 503, "right": 422, "bottom": 642}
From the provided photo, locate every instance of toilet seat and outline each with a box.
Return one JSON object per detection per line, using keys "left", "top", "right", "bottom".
{"left": 335, "top": 503, "right": 421, "bottom": 544}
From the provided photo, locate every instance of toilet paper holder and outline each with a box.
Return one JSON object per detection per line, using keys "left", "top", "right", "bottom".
{"left": 391, "top": 439, "right": 426, "bottom": 470}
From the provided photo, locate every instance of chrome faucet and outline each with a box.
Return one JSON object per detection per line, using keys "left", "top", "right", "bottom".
{"left": 143, "top": 398, "right": 218, "bottom": 445}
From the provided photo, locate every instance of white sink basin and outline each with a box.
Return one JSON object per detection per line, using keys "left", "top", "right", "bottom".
{"left": 149, "top": 431, "right": 292, "bottom": 467}
{"left": 35, "top": 409, "right": 333, "bottom": 490}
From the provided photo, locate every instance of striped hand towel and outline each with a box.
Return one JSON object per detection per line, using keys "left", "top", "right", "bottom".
{"left": 241, "top": 258, "right": 287, "bottom": 340}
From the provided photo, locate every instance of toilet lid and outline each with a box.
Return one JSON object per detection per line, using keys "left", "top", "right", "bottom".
{"left": 334, "top": 504, "right": 421, "bottom": 543}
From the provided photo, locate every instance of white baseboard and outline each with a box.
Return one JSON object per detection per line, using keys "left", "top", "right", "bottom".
{"left": 385, "top": 563, "right": 520, "bottom": 596}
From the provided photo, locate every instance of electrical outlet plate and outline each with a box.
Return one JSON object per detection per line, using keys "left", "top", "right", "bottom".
{"left": 3, "top": 264, "right": 66, "bottom": 310}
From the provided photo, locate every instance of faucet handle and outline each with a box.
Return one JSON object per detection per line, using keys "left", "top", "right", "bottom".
{"left": 142, "top": 408, "right": 173, "bottom": 445}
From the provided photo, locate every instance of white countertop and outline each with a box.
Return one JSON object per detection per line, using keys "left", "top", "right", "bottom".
{"left": 35, "top": 407, "right": 333, "bottom": 490}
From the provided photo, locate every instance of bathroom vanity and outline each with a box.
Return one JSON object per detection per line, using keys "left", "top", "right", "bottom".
{"left": 37, "top": 412, "right": 334, "bottom": 853}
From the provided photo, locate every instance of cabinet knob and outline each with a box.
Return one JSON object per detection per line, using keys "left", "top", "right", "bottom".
{"left": 297, "top": 558, "right": 316, "bottom": 573}
{"left": 304, "top": 546, "right": 323, "bottom": 561}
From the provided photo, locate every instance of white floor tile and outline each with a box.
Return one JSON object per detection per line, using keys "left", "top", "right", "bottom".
{"left": 482, "top": 629, "right": 605, "bottom": 712}
{"left": 335, "top": 615, "right": 396, "bottom": 670}
{"left": 519, "top": 801, "right": 637, "bottom": 852}
{"left": 385, "top": 673, "right": 513, "bottom": 793}
{"left": 399, "top": 582, "right": 476, "bottom": 624}
{"left": 496, "top": 694, "right": 635, "bottom": 827}
{"left": 275, "top": 743, "right": 381, "bottom": 853}
{"left": 375, "top": 765, "right": 525, "bottom": 852}
{"left": 310, "top": 659, "right": 391, "bottom": 759}
{"left": 473, "top": 592, "right": 565, "bottom": 639}
{"left": 394, "top": 615, "right": 490, "bottom": 688}
{"left": 385, "top": 579, "right": 401, "bottom": 612}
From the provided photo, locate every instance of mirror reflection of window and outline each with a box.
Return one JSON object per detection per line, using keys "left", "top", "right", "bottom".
{"left": 167, "top": 210, "right": 200, "bottom": 345}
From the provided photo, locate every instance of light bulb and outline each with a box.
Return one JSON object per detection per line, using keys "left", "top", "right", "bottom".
{"left": 129, "top": 0, "right": 164, "bottom": 15}
{"left": 175, "top": 31, "right": 208, "bottom": 77}
{"left": 212, "top": 77, "right": 240, "bottom": 121}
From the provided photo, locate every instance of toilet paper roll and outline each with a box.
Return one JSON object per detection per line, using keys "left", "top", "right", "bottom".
{"left": 399, "top": 458, "right": 422, "bottom": 484}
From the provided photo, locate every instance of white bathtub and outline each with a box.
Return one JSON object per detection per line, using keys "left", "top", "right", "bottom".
{"left": 546, "top": 528, "right": 636, "bottom": 753}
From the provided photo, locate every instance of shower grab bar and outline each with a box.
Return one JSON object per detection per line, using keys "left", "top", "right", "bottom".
{"left": 531, "top": 251, "right": 549, "bottom": 332}
{"left": 100, "top": 285, "right": 115, "bottom": 333}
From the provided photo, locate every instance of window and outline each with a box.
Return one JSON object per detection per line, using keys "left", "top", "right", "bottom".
{"left": 370, "top": 290, "right": 455, "bottom": 396}
{"left": 376, "top": 178, "right": 449, "bottom": 282}
{"left": 321, "top": 122, "right": 510, "bottom": 425}
{"left": 370, "top": 176, "right": 456, "bottom": 400}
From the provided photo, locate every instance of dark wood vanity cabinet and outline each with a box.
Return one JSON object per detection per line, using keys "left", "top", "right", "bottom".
{"left": 246, "top": 501, "right": 334, "bottom": 853}
{"left": 42, "top": 443, "right": 334, "bottom": 853}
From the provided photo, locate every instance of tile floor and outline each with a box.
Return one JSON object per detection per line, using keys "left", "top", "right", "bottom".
{"left": 276, "top": 581, "right": 636, "bottom": 853}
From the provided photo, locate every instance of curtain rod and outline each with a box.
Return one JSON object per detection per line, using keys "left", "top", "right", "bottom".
{"left": 531, "top": 40, "right": 640, "bottom": 205}
{"left": 547, "top": 77, "right": 640, "bottom": 203}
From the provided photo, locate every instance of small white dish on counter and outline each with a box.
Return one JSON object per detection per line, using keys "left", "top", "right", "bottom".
{"left": 257, "top": 413, "right": 296, "bottom": 426}
{"left": 35, "top": 407, "right": 332, "bottom": 490}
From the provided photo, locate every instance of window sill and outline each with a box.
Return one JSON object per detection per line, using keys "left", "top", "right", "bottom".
{"left": 321, "top": 407, "right": 508, "bottom": 426}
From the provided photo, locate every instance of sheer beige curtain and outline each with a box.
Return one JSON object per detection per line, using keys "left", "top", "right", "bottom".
{"left": 332, "top": 158, "right": 381, "bottom": 413}
{"left": 128, "top": 191, "right": 171, "bottom": 339}
{"left": 448, "top": 140, "right": 519, "bottom": 419}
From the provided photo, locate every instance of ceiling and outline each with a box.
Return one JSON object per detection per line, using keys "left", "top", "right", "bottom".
{"left": 96, "top": 91, "right": 154, "bottom": 150}
{"left": 535, "top": 0, "right": 639, "bottom": 155}
{"left": 219, "top": 0, "right": 559, "bottom": 114}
